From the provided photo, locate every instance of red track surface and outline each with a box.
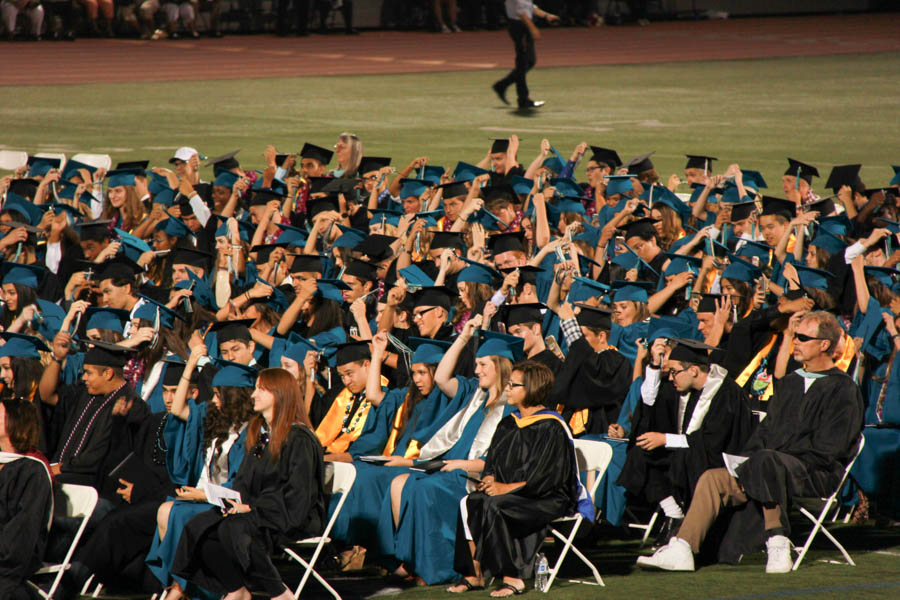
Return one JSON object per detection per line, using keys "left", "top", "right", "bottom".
{"left": 2, "top": 13, "right": 898, "bottom": 85}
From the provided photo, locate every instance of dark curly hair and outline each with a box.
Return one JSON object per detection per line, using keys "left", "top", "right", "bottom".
{"left": 204, "top": 385, "right": 255, "bottom": 452}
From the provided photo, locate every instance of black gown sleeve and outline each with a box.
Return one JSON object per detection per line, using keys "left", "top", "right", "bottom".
{"left": 0, "top": 459, "right": 53, "bottom": 585}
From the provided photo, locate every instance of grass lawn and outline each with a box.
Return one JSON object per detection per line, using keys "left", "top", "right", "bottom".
{"left": 3, "top": 52, "right": 899, "bottom": 191}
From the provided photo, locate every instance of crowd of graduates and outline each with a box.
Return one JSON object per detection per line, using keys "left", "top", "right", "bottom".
{"left": 0, "top": 133, "right": 898, "bottom": 598}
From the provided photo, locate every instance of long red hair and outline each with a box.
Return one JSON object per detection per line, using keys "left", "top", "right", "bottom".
{"left": 245, "top": 368, "right": 312, "bottom": 461}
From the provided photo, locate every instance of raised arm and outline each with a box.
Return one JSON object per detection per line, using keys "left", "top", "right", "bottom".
{"left": 366, "top": 332, "right": 390, "bottom": 406}
{"left": 435, "top": 314, "right": 482, "bottom": 398}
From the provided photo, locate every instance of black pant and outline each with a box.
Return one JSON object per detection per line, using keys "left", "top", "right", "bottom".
{"left": 496, "top": 20, "right": 536, "bottom": 105}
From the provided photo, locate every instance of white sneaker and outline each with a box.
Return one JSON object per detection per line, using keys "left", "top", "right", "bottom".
{"left": 765, "top": 535, "right": 792, "bottom": 573}
{"left": 636, "top": 538, "right": 695, "bottom": 571}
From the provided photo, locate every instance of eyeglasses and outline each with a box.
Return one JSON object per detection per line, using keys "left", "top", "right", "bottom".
{"left": 665, "top": 367, "right": 689, "bottom": 379}
{"left": 794, "top": 333, "right": 826, "bottom": 343}
{"left": 412, "top": 306, "right": 438, "bottom": 320}
{"left": 505, "top": 381, "right": 525, "bottom": 388}
{"left": 585, "top": 166, "right": 601, "bottom": 173}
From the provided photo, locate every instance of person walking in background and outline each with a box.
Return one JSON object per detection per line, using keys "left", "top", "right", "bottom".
{"left": 491, "top": 0, "right": 558, "bottom": 109}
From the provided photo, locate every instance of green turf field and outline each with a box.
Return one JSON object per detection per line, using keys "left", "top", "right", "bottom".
{"left": 3, "top": 52, "right": 900, "bottom": 190}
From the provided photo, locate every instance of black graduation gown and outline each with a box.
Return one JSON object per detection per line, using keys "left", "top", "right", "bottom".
{"left": 549, "top": 338, "right": 631, "bottom": 436}
{"left": 454, "top": 415, "right": 578, "bottom": 580}
{"left": 171, "top": 425, "right": 326, "bottom": 595}
{"left": 0, "top": 456, "right": 53, "bottom": 598}
{"left": 530, "top": 348, "right": 562, "bottom": 373}
{"left": 717, "top": 368, "right": 864, "bottom": 563}
{"left": 618, "top": 372, "right": 754, "bottom": 504}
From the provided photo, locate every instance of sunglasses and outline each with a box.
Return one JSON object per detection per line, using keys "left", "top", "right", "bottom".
{"left": 794, "top": 333, "right": 826, "bottom": 343}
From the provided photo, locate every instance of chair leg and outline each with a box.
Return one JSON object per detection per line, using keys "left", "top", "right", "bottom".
{"left": 814, "top": 522, "right": 856, "bottom": 566}
{"left": 284, "top": 547, "right": 341, "bottom": 600}
{"left": 792, "top": 505, "right": 827, "bottom": 571}
{"left": 92, "top": 582, "right": 104, "bottom": 598}
{"left": 640, "top": 510, "right": 659, "bottom": 548}
{"left": 79, "top": 574, "right": 95, "bottom": 597}
{"left": 546, "top": 519, "right": 581, "bottom": 591}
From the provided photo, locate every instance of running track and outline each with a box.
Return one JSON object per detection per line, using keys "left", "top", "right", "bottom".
{"left": 2, "top": 13, "right": 899, "bottom": 85}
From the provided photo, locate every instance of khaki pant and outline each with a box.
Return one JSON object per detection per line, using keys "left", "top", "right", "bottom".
{"left": 677, "top": 468, "right": 782, "bottom": 553}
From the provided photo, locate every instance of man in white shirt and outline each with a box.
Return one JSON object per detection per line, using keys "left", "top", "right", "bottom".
{"left": 491, "top": 0, "right": 558, "bottom": 109}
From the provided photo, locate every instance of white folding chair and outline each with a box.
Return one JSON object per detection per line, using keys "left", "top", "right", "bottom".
{"left": 625, "top": 507, "right": 659, "bottom": 548}
{"left": 69, "top": 153, "right": 112, "bottom": 171}
{"left": 28, "top": 483, "right": 98, "bottom": 600}
{"left": 283, "top": 462, "right": 356, "bottom": 600}
{"left": 791, "top": 434, "right": 865, "bottom": 570}
{"left": 0, "top": 150, "right": 28, "bottom": 171}
{"left": 544, "top": 439, "right": 613, "bottom": 591}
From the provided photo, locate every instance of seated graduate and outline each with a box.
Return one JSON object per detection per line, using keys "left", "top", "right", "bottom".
{"left": 452, "top": 360, "right": 591, "bottom": 597}
{"left": 639, "top": 311, "right": 864, "bottom": 574}
{"left": 171, "top": 368, "right": 326, "bottom": 600}
{"left": 0, "top": 399, "right": 54, "bottom": 600}
{"left": 500, "top": 302, "right": 562, "bottom": 372}
{"left": 377, "top": 315, "right": 518, "bottom": 585}
{"left": 146, "top": 345, "right": 255, "bottom": 600}
{"left": 618, "top": 336, "right": 754, "bottom": 545}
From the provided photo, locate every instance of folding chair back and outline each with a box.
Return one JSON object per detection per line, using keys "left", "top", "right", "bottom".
{"left": 29, "top": 483, "right": 98, "bottom": 599}
{"left": 70, "top": 153, "right": 112, "bottom": 172}
{"left": 544, "top": 439, "right": 613, "bottom": 591}
{"left": 0, "top": 150, "right": 28, "bottom": 171}
{"left": 284, "top": 461, "right": 356, "bottom": 600}
{"left": 792, "top": 434, "right": 865, "bottom": 570}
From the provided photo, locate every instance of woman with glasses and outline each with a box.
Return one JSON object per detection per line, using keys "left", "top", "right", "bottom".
{"left": 376, "top": 315, "right": 517, "bottom": 585}
{"left": 451, "top": 360, "right": 589, "bottom": 597}
{"left": 171, "top": 368, "right": 325, "bottom": 600}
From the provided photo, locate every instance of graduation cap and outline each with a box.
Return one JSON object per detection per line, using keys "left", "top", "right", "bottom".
{"left": 720, "top": 183, "right": 750, "bottom": 205}
{"left": 26, "top": 156, "right": 61, "bottom": 177}
{"left": 211, "top": 359, "right": 258, "bottom": 388}
{"left": 54, "top": 182, "right": 87, "bottom": 206}
{"left": 438, "top": 180, "right": 469, "bottom": 199}
{"left": 542, "top": 147, "right": 566, "bottom": 174}
{"left": 823, "top": 164, "right": 862, "bottom": 193}
{"left": 508, "top": 176, "right": 534, "bottom": 197}
{"left": 604, "top": 174, "right": 634, "bottom": 197}
{"left": 785, "top": 158, "right": 820, "bottom": 185}
{"left": 84, "top": 307, "right": 130, "bottom": 333}
{"left": 412, "top": 286, "right": 454, "bottom": 310}
{"left": 425, "top": 231, "right": 463, "bottom": 253}
{"left": 413, "top": 208, "right": 444, "bottom": 228}
{"left": 626, "top": 152, "right": 655, "bottom": 174}
{"left": 290, "top": 254, "right": 325, "bottom": 274}
{"left": 457, "top": 257, "right": 502, "bottom": 286}
{"left": 147, "top": 172, "right": 174, "bottom": 196}
{"left": 689, "top": 182, "right": 719, "bottom": 204}
{"left": 549, "top": 178, "right": 584, "bottom": 199}
{"left": 400, "top": 178, "right": 430, "bottom": 199}
{"left": 299, "top": 143, "right": 333, "bottom": 166}
{"left": 574, "top": 304, "right": 613, "bottom": 330}
{"left": 467, "top": 207, "right": 506, "bottom": 231}
{"left": 321, "top": 178, "right": 361, "bottom": 196}
{"left": 685, "top": 154, "right": 717, "bottom": 172}
{"left": 647, "top": 187, "right": 691, "bottom": 223}
{"left": 153, "top": 188, "right": 178, "bottom": 208}
{"left": 819, "top": 214, "right": 854, "bottom": 238}
{"left": 620, "top": 217, "right": 659, "bottom": 241}
{"left": 333, "top": 225, "right": 367, "bottom": 249}
{"left": 668, "top": 337, "right": 717, "bottom": 366}
{"left": 793, "top": 264, "right": 834, "bottom": 292}
{"left": 555, "top": 197, "right": 586, "bottom": 216}
{"left": 476, "top": 330, "right": 524, "bottom": 361}
{"left": 611, "top": 280, "right": 653, "bottom": 303}
{"left": 213, "top": 170, "right": 240, "bottom": 190}
{"left": 864, "top": 266, "right": 900, "bottom": 294}
{"left": 490, "top": 138, "right": 510, "bottom": 154}
{"left": 398, "top": 264, "right": 435, "bottom": 289}
{"left": 177, "top": 269, "right": 218, "bottom": 311}
{"left": 663, "top": 253, "right": 702, "bottom": 276}
{"left": 721, "top": 256, "right": 762, "bottom": 284}
{"left": 3, "top": 195, "right": 45, "bottom": 226}
{"left": 106, "top": 168, "right": 141, "bottom": 188}
{"left": 250, "top": 187, "right": 286, "bottom": 207}
{"left": 7, "top": 179, "right": 38, "bottom": 200}
{"left": 114, "top": 160, "right": 150, "bottom": 171}
{"left": 162, "top": 357, "right": 196, "bottom": 387}
{"left": 335, "top": 340, "right": 371, "bottom": 366}
{"left": 801, "top": 196, "right": 836, "bottom": 217}
{"left": 370, "top": 208, "right": 403, "bottom": 229}
{"left": 569, "top": 276, "right": 610, "bottom": 303}
{"left": 760, "top": 196, "right": 797, "bottom": 219}
{"left": 204, "top": 149, "right": 241, "bottom": 172}
{"left": 695, "top": 293, "right": 723, "bottom": 314}
{"left": 60, "top": 159, "right": 98, "bottom": 181}
{"left": 134, "top": 295, "right": 188, "bottom": 329}
{"left": 308, "top": 195, "right": 341, "bottom": 220}
{"left": 0, "top": 263, "right": 44, "bottom": 289}
{"left": 487, "top": 231, "right": 526, "bottom": 255}
{"left": 170, "top": 244, "right": 212, "bottom": 270}
{"left": 155, "top": 217, "right": 193, "bottom": 239}
{"left": 736, "top": 240, "right": 774, "bottom": 265}
{"left": 648, "top": 315, "right": 700, "bottom": 343}
{"left": 589, "top": 146, "right": 622, "bottom": 168}
{"left": 82, "top": 339, "right": 136, "bottom": 368}
{"left": 358, "top": 156, "right": 391, "bottom": 175}
{"left": 343, "top": 258, "right": 379, "bottom": 282}
{"left": 208, "top": 318, "right": 255, "bottom": 344}
{"left": 316, "top": 278, "right": 350, "bottom": 303}
{"left": 0, "top": 332, "right": 51, "bottom": 359}
{"left": 729, "top": 200, "right": 757, "bottom": 223}
{"left": 114, "top": 228, "right": 153, "bottom": 263}
{"left": 453, "top": 161, "right": 490, "bottom": 183}
{"left": 98, "top": 255, "right": 143, "bottom": 281}
{"left": 500, "top": 265, "right": 543, "bottom": 287}
{"left": 740, "top": 170, "right": 767, "bottom": 191}
{"left": 501, "top": 302, "right": 545, "bottom": 328}
{"left": 810, "top": 228, "right": 846, "bottom": 256}
{"left": 356, "top": 234, "right": 397, "bottom": 261}
{"left": 574, "top": 222, "right": 603, "bottom": 247}
{"left": 408, "top": 336, "right": 452, "bottom": 365}
{"left": 214, "top": 216, "right": 254, "bottom": 242}
{"left": 282, "top": 337, "right": 318, "bottom": 365}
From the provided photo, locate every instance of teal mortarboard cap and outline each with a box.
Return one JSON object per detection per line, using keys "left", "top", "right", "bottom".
{"left": 85, "top": 307, "right": 129, "bottom": 333}
{"left": 333, "top": 225, "right": 367, "bottom": 249}
{"left": 721, "top": 183, "right": 752, "bottom": 205}
{"left": 740, "top": 170, "right": 767, "bottom": 190}
{"left": 810, "top": 228, "right": 847, "bottom": 256}
{"left": 51, "top": 201, "right": 83, "bottom": 222}
{"left": 453, "top": 161, "right": 490, "bottom": 183}
{"left": 722, "top": 256, "right": 762, "bottom": 284}
{"left": 175, "top": 269, "right": 219, "bottom": 311}
{"left": 890, "top": 166, "right": 900, "bottom": 187}
{"left": 370, "top": 208, "right": 403, "bottom": 228}
{"left": 147, "top": 172, "right": 173, "bottom": 196}
{"left": 281, "top": 336, "right": 316, "bottom": 365}
{"left": 864, "top": 266, "right": 900, "bottom": 294}
{"left": 400, "top": 178, "right": 430, "bottom": 199}
{"left": 26, "top": 156, "right": 60, "bottom": 177}
{"left": 574, "top": 222, "right": 603, "bottom": 247}
{"left": 550, "top": 177, "right": 583, "bottom": 199}
{"left": 555, "top": 197, "right": 586, "bottom": 216}
{"left": 153, "top": 187, "right": 177, "bottom": 207}
{"left": 819, "top": 214, "right": 854, "bottom": 237}
{"left": 569, "top": 276, "right": 610, "bottom": 302}
{"left": 60, "top": 159, "right": 98, "bottom": 181}
{"left": 543, "top": 147, "right": 566, "bottom": 174}
{"left": 34, "top": 299, "right": 65, "bottom": 340}
{"left": 422, "top": 166, "right": 445, "bottom": 186}
{"left": 476, "top": 330, "right": 525, "bottom": 361}
{"left": 467, "top": 208, "right": 504, "bottom": 231}
{"left": 213, "top": 170, "right": 240, "bottom": 189}
{"left": 0, "top": 332, "right": 51, "bottom": 359}
{"left": 509, "top": 176, "right": 534, "bottom": 196}
{"left": 611, "top": 280, "right": 652, "bottom": 303}
{"left": 604, "top": 174, "right": 634, "bottom": 197}
{"left": 107, "top": 168, "right": 141, "bottom": 188}
{"left": 155, "top": 217, "right": 192, "bottom": 239}
{"left": 316, "top": 279, "right": 349, "bottom": 303}
{"left": 1, "top": 263, "right": 43, "bottom": 289}
{"left": 664, "top": 253, "right": 702, "bottom": 276}
{"left": 409, "top": 336, "right": 453, "bottom": 365}
{"left": 647, "top": 186, "right": 691, "bottom": 222}
{"left": 211, "top": 359, "right": 258, "bottom": 388}
{"left": 115, "top": 228, "right": 153, "bottom": 262}
{"left": 793, "top": 264, "right": 834, "bottom": 291}
{"left": 398, "top": 264, "right": 435, "bottom": 289}
{"left": 648, "top": 315, "right": 701, "bottom": 343}
{"left": 135, "top": 295, "right": 188, "bottom": 329}
{"left": 736, "top": 240, "right": 773, "bottom": 265}
{"left": 4, "top": 195, "right": 45, "bottom": 226}
{"left": 457, "top": 257, "right": 502, "bottom": 286}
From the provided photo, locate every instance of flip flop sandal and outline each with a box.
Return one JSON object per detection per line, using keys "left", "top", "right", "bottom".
{"left": 491, "top": 582, "right": 527, "bottom": 596}
{"left": 447, "top": 578, "right": 485, "bottom": 593}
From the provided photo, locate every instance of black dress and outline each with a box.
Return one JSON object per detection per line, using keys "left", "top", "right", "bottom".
{"left": 171, "top": 424, "right": 326, "bottom": 596}
{"left": 0, "top": 456, "right": 53, "bottom": 599}
{"left": 454, "top": 413, "right": 578, "bottom": 581}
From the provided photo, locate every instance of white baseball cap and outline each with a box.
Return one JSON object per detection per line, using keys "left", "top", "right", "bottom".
{"left": 169, "top": 146, "right": 200, "bottom": 164}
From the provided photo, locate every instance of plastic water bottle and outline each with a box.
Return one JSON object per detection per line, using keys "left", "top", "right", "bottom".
{"left": 534, "top": 552, "right": 549, "bottom": 592}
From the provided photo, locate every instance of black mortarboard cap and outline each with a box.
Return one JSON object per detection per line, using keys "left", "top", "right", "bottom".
{"left": 358, "top": 156, "right": 391, "bottom": 174}
{"left": 490, "top": 138, "right": 510, "bottom": 153}
{"left": 685, "top": 155, "right": 717, "bottom": 171}
{"left": 99, "top": 256, "right": 143, "bottom": 281}
{"left": 335, "top": 340, "right": 371, "bottom": 366}
{"left": 696, "top": 293, "right": 723, "bottom": 314}
{"left": 824, "top": 164, "right": 862, "bottom": 192}
{"left": 78, "top": 220, "right": 114, "bottom": 242}
{"left": 308, "top": 195, "right": 341, "bottom": 219}
{"left": 482, "top": 184, "right": 517, "bottom": 204}
{"left": 170, "top": 243, "right": 213, "bottom": 269}
{"left": 487, "top": 231, "right": 526, "bottom": 255}
{"left": 430, "top": 231, "right": 466, "bottom": 252}
{"left": 307, "top": 176, "right": 333, "bottom": 195}
{"left": 209, "top": 318, "right": 255, "bottom": 344}
{"left": 627, "top": 152, "right": 655, "bottom": 174}
{"left": 8, "top": 178, "right": 38, "bottom": 199}
{"left": 356, "top": 234, "right": 397, "bottom": 261}
{"left": 668, "top": 337, "right": 717, "bottom": 366}
{"left": 204, "top": 149, "right": 241, "bottom": 170}
{"left": 574, "top": 304, "right": 613, "bottom": 330}
{"left": 412, "top": 286, "right": 454, "bottom": 310}
{"left": 82, "top": 339, "right": 135, "bottom": 368}
{"left": 300, "top": 143, "right": 333, "bottom": 166}
{"left": 343, "top": 258, "right": 379, "bottom": 282}
{"left": 250, "top": 188, "right": 285, "bottom": 207}
{"left": 502, "top": 302, "right": 545, "bottom": 327}
{"left": 589, "top": 146, "right": 622, "bottom": 168}
{"left": 620, "top": 217, "right": 659, "bottom": 240}
{"left": 785, "top": 158, "right": 820, "bottom": 183}
{"left": 290, "top": 253, "right": 325, "bottom": 274}
{"left": 115, "top": 160, "right": 150, "bottom": 170}
{"left": 760, "top": 196, "right": 797, "bottom": 219}
{"left": 729, "top": 200, "right": 757, "bottom": 223}
{"left": 438, "top": 181, "right": 469, "bottom": 199}
{"left": 499, "top": 265, "right": 543, "bottom": 286}
{"left": 322, "top": 178, "right": 361, "bottom": 195}
{"left": 801, "top": 196, "right": 836, "bottom": 217}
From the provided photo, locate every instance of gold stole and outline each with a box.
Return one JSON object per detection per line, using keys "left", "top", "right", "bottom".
{"left": 403, "top": 439, "right": 423, "bottom": 459}
{"left": 557, "top": 346, "right": 617, "bottom": 436}
{"left": 786, "top": 234, "right": 796, "bottom": 254}
{"left": 512, "top": 412, "right": 565, "bottom": 428}
{"left": 382, "top": 394, "right": 412, "bottom": 457}
{"left": 834, "top": 334, "right": 857, "bottom": 373}
{"left": 735, "top": 334, "right": 778, "bottom": 402}
{"left": 315, "top": 376, "right": 388, "bottom": 454}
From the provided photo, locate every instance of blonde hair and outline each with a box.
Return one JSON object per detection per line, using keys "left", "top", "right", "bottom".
{"left": 103, "top": 185, "right": 145, "bottom": 231}
{"left": 338, "top": 132, "right": 363, "bottom": 177}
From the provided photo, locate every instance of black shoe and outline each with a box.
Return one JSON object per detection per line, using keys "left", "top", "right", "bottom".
{"left": 491, "top": 81, "right": 509, "bottom": 105}
{"left": 654, "top": 516, "right": 683, "bottom": 547}
{"left": 518, "top": 99, "right": 545, "bottom": 109}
